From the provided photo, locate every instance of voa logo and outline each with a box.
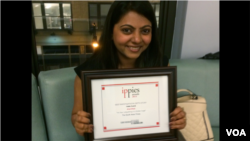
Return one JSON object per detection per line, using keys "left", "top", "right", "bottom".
{"left": 226, "top": 129, "right": 246, "bottom": 136}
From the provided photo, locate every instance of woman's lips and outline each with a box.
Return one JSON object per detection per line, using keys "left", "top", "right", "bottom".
{"left": 126, "top": 46, "right": 141, "bottom": 52}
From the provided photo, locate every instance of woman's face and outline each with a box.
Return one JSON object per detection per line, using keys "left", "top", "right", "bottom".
{"left": 112, "top": 11, "right": 152, "bottom": 60}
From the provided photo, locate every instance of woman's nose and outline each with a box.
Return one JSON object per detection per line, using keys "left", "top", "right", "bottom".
{"left": 131, "top": 31, "right": 142, "bottom": 44}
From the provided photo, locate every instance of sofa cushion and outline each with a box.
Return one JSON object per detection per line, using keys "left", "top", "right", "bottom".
{"left": 32, "top": 74, "right": 48, "bottom": 141}
{"left": 169, "top": 59, "right": 219, "bottom": 127}
{"left": 38, "top": 67, "right": 85, "bottom": 141}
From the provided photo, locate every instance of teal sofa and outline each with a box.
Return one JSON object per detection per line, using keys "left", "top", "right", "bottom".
{"left": 32, "top": 59, "right": 219, "bottom": 141}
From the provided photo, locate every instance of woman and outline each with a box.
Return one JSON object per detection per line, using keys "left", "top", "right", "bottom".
{"left": 72, "top": 1, "right": 186, "bottom": 138}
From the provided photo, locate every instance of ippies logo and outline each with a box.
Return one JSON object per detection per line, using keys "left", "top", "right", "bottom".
{"left": 122, "top": 87, "right": 140, "bottom": 98}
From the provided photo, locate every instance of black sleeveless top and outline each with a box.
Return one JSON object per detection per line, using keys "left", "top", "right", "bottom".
{"left": 74, "top": 55, "right": 169, "bottom": 78}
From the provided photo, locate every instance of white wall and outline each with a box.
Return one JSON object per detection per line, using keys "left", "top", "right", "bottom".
{"left": 180, "top": 1, "right": 219, "bottom": 59}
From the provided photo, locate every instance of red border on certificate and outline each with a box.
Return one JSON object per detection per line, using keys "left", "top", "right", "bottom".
{"left": 101, "top": 82, "right": 160, "bottom": 132}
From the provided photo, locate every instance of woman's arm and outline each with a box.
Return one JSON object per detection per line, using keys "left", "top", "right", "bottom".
{"left": 71, "top": 76, "right": 93, "bottom": 136}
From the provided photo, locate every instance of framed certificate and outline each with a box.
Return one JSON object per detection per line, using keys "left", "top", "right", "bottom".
{"left": 81, "top": 67, "right": 177, "bottom": 141}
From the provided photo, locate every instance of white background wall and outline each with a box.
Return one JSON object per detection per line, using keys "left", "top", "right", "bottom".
{"left": 180, "top": 0, "right": 219, "bottom": 59}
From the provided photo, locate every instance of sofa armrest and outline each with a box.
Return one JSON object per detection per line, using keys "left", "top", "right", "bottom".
{"left": 38, "top": 67, "right": 85, "bottom": 141}
{"left": 32, "top": 74, "right": 48, "bottom": 141}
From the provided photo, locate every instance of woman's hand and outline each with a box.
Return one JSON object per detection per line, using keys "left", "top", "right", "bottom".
{"left": 72, "top": 76, "right": 93, "bottom": 136}
{"left": 169, "top": 106, "right": 186, "bottom": 130}
{"left": 73, "top": 111, "right": 93, "bottom": 136}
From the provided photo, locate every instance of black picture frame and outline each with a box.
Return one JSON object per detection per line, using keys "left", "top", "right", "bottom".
{"left": 81, "top": 67, "right": 177, "bottom": 141}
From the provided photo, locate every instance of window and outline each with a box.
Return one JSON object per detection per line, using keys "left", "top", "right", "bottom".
{"left": 88, "top": 2, "right": 160, "bottom": 30}
{"left": 88, "top": 3, "right": 112, "bottom": 30}
{"left": 32, "top": 2, "right": 72, "bottom": 30}
{"left": 33, "top": 3, "right": 44, "bottom": 29}
{"left": 151, "top": 3, "right": 160, "bottom": 27}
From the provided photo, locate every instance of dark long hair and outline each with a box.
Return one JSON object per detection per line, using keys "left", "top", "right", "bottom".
{"left": 90, "top": 1, "right": 163, "bottom": 69}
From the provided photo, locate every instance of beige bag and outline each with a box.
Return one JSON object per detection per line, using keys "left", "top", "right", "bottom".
{"left": 177, "top": 89, "right": 214, "bottom": 141}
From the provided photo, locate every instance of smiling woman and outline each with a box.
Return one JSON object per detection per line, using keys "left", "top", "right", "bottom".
{"left": 112, "top": 11, "right": 152, "bottom": 68}
{"left": 72, "top": 1, "right": 186, "bottom": 139}
{"left": 75, "top": 1, "right": 162, "bottom": 70}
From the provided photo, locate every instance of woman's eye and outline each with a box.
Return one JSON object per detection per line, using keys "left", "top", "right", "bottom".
{"left": 122, "top": 28, "right": 132, "bottom": 33}
{"left": 142, "top": 29, "right": 150, "bottom": 34}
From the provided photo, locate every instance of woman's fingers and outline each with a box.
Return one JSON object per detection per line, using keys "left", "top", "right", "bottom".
{"left": 170, "top": 117, "right": 186, "bottom": 125}
{"left": 76, "top": 111, "right": 91, "bottom": 124}
{"left": 175, "top": 110, "right": 186, "bottom": 120}
{"left": 170, "top": 106, "right": 183, "bottom": 117}
{"left": 74, "top": 111, "right": 93, "bottom": 135}
{"left": 170, "top": 106, "right": 186, "bottom": 129}
{"left": 170, "top": 107, "right": 186, "bottom": 121}
{"left": 77, "top": 116, "right": 91, "bottom": 124}
{"left": 170, "top": 117, "right": 186, "bottom": 129}
{"left": 75, "top": 121, "right": 90, "bottom": 129}
{"left": 170, "top": 123, "right": 186, "bottom": 129}
{"left": 75, "top": 124, "right": 93, "bottom": 134}
{"left": 88, "top": 124, "right": 94, "bottom": 133}
{"left": 77, "top": 111, "right": 91, "bottom": 118}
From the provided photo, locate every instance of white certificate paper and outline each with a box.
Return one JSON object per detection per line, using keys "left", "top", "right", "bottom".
{"left": 91, "top": 76, "right": 169, "bottom": 139}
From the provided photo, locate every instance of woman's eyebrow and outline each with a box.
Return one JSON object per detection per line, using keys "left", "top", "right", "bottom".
{"left": 120, "top": 24, "right": 152, "bottom": 29}
{"left": 120, "top": 24, "right": 135, "bottom": 28}
{"left": 140, "top": 25, "right": 152, "bottom": 29}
